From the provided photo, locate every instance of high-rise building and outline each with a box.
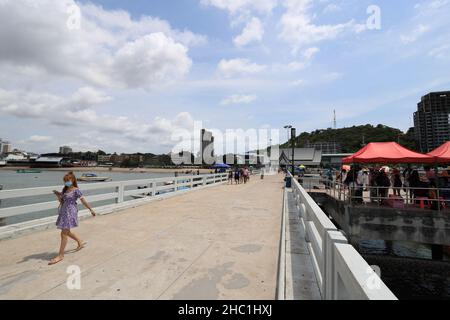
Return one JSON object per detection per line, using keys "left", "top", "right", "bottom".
{"left": 59, "top": 146, "right": 73, "bottom": 155}
{"left": 1, "top": 141, "right": 12, "bottom": 154}
{"left": 200, "top": 129, "right": 215, "bottom": 165}
{"left": 414, "top": 91, "right": 450, "bottom": 153}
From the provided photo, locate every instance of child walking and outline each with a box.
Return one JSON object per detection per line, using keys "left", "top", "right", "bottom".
{"left": 49, "top": 172, "right": 96, "bottom": 266}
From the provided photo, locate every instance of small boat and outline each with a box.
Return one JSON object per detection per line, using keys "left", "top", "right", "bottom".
{"left": 78, "top": 173, "right": 111, "bottom": 182}
{"left": 131, "top": 194, "right": 149, "bottom": 199}
{"left": 17, "top": 169, "right": 42, "bottom": 174}
{"left": 0, "top": 160, "right": 6, "bottom": 167}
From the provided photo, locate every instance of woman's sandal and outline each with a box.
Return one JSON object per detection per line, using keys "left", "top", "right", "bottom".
{"left": 75, "top": 242, "right": 88, "bottom": 252}
{"left": 48, "top": 256, "right": 64, "bottom": 266}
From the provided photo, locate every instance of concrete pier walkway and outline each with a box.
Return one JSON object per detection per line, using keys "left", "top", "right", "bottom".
{"left": 0, "top": 174, "right": 284, "bottom": 300}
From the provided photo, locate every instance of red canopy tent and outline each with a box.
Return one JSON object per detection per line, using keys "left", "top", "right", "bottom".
{"left": 428, "top": 142, "right": 450, "bottom": 164}
{"left": 342, "top": 142, "right": 435, "bottom": 164}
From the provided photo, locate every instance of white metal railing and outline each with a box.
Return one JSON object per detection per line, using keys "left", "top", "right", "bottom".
{"left": 0, "top": 173, "right": 228, "bottom": 221}
{"left": 287, "top": 172, "right": 397, "bottom": 300}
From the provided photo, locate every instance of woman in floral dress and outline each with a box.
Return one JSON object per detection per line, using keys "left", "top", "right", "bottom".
{"left": 49, "top": 172, "right": 96, "bottom": 265}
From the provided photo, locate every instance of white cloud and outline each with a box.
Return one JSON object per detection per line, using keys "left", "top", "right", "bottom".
{"left": 0, "top": 0, "right": 198, "bottom": 90}
{"left": 0, "top": 88, "right": 195, "bottom": 147}
{"left": 22, "top": 135, "right": 53, "bottom": 143}
{"left": 111, "top": 33, "right": 192, "bottom": 89}
{"left": 400, "top": 24, "right": 430, "bottom": 44}
{"left": 279, "top": 0, "right": 360, "bottom": 52}
{"left": 287, "top": 61, "right": 306, "bottom": 71}
{"left": 233, "top": 17, "right": 264, "bottom": 47}
{"left": 0, "top": 87, "right": 111, "bottom": 118}
{"left": 221, "top": 94, "right": 257, "bottom": 105}
{"left": 291, "top": 79, "right": 306, "bottom": 87}
{"left": 303, "top": 47, "right": 320, "bottom": 60}
{"left": 323, "top": 4, "right": 342, "bottom": 14}
{"left": 323, "top": 72, "right": 343, "bottom": 82}
{"left": 429, "top": 44, "right": 450, "bottom": 59}
{"left": 217, "top": 58, "right": 267, "bottom": 78}
{"left": 200, "top": 0, "right": 278, "bottom": 15}
{"left": 81, "top": 3, "right": 207, "bottom": 47}
{"left": 415, "top": 0, "right": 450, "bottom": 10}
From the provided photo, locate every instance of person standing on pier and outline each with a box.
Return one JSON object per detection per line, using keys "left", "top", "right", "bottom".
{"left": 49, "top": 172, "right": 96, "bottom": 266}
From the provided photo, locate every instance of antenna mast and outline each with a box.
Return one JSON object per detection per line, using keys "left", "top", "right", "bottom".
{"left": 333, "top": 109, "right": 337, "bottom": 130}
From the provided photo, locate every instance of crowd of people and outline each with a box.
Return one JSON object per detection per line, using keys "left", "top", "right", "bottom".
{"left": 331, "top": 165, "right": 450, "bottom": 209}
{"left": 228, "top": 167, "right": 251, "bottom": 185}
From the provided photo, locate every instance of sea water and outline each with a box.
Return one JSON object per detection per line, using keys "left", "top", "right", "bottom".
{"left": 0, "top": 170, "right": 172, "bottom": 226}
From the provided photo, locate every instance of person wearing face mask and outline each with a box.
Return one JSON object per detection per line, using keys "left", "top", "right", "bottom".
{"left": 49, "top": 172, "right": 96, "bottom": 265}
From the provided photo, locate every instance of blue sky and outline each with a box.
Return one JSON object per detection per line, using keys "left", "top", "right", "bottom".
{"left": 0, "top": 0, "right": 450, "bottom": 154}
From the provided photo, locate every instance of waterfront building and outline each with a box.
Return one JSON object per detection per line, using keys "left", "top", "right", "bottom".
{"left": 33, "top": 156, "right": 67, "bottom": 168}
{"left": 79, "top": 160, "right": 98, "bottom": 167}
{"left": 321, "top": 153, "right": 353, "bottom": 169}
{"left": 1, "top": 141, "right": 12, "bottom": 154}
{"left": 98, "top": 154, "right": 112, "bottom": 163}
{"left": 200, "top": 129, "right": 215, "bottom": 165}
{"left": 59, "top": 146, "right": 73, "bottom": 155}
{"left": 279, "top": 148, "right": 322, "bottom": 168}
{"left": 414, "top": 91, "right": 450, "bottom": 153}
{"left": 305, "top": 141, "right": 341, "bottom": 154}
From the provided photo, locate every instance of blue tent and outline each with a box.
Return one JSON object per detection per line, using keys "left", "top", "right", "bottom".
{"left": 212, "top": 163, "right": 231, "bottom": 169}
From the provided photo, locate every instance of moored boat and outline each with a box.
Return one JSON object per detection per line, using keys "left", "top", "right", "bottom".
{"left": 78, "top": 173, "right": 111, "bottom": 182}
{"left": 16, "top": 169, "right": 42, "bottom": 174}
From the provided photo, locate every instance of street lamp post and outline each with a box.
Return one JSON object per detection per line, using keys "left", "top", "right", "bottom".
{"left": 284, "top": 125, "right": 292, "bottom": 173}
{"left": 291, "top": 128, "right": 296, "bottom": 176}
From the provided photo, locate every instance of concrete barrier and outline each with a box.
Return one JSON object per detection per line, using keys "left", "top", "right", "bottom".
{"left": 287, "top": 172, "right": 397, "bottom": 300}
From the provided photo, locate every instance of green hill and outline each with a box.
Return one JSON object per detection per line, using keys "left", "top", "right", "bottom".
{"left": 282, "top": 124, "right": 416, "bottom": 153}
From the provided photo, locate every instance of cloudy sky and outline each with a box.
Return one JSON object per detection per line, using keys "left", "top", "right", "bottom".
{"left": 1, "top": 0, "right": 450, "bottom": 154}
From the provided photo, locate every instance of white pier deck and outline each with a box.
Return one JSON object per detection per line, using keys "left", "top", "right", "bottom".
{"left": 0, "top": 175, "right": 285, "bottom": 300}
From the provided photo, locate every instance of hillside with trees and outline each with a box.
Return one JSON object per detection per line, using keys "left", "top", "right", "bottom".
{"left": 282, "top": 124, "right": 416, "bottom": 153}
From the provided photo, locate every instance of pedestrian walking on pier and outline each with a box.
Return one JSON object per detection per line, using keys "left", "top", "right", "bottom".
{"left": 234, "top": 169, "right": 241, "bottom": 184}
{"left": 228, "top": 170, "right": 233, "bottom": 184}
{"left": 49, "top": 172, "right": 96, "bottom": 266}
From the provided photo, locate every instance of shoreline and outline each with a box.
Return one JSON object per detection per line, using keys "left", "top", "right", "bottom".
{"left": 0, "top": 166, "right": 215, "bottom": 174}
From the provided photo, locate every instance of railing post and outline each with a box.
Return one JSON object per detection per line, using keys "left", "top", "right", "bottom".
{"left": 203, "top": 176, "right": 207, "bottom": 186}
{"left": 324, "top": 230, "right": 348, "bottom": 300}
{"left": 174, "top": 178, "right": 178, "bottom": 193}
{"left": 116, "top": 183, "right": 124, "bottom": 204}
{"left": 152, "top": 182, "right": 157, "bottom": 197}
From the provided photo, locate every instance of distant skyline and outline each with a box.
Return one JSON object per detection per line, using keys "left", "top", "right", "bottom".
{"left": 1, "top": 0, "right": 450, "bottom": 154}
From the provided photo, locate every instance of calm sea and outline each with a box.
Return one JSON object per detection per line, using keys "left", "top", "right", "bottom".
{"left": 0, "top": 170, "right": 173, "bottom": 226}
